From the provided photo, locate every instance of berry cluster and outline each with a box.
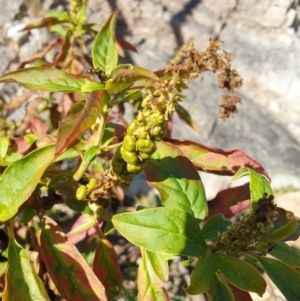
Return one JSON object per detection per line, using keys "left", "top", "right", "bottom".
{"left": 112, "top": 94, "right": 168, "bottom": 183}
{"left": 75, "top": 178, "right": 97, "bottom": 201}
{"left": 213, "top": 194, "right": 277, "bottom": 254}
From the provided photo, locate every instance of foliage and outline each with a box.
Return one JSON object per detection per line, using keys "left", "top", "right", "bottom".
{"left": 0, "top": 1, "right": 299, "bottom": 300}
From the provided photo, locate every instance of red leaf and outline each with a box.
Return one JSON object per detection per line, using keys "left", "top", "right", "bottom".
{"left": 40, "top": 216, "right": 107, "bottom": 301}
{"left": 207, "top": 183, "right": 251, "bottom": 218}
{"left": 93, "top": 234, "right": 122, "bottom": 299}
{"left": 28, "top": 116, "right": 49, "bottom": 138}
{"left": 229, "top": 283, "right": 254, "bottom": 301}
{"left": 167, "top": 139, "right": 270, "bottom": 180}
{"left": 116, "top": 36, "right": 137, "bottom": 53}
{"left": 55, "top": 90, "right": 109, "bottom": 156}
{"left": 67, "top": 214, "right": 103, "bottom": 245}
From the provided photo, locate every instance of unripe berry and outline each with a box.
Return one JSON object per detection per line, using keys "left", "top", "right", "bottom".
{"left": 86, "top": 178, "right": 97, "bottom": 191}
{"left": 136, "top": 138, "right": 156, "bottom": 154}
{"left": 76, "top": 185, "right": 87, "bottom": 201}
{"left": 123, "top": 134, "right": 136, "bottom": 152}
{"left": 127, "top": 162, "right": 144, "bottom": 173}
{"left": 121, "top": 149, "right": 138, "bottom": 165}
{"left": 127, "top": 120, "right": 139, "bottom": 135}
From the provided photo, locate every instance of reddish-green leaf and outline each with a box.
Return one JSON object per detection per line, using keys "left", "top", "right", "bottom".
{"left": 145, "top": 141, "right": 208, "bottom": 219}
{"left": 228, "top": 284, "right": 254, "bottom": 301}
{"left": 3, "top": 226, "right": 50, "bottom": 301}
{"left": 216, "top": 254, "right": 266, "bottom": 296}
{"left": 259, "top": 257, "right": 300, "bottom": 301}
{"left": 137, "top": 248, "right": 169, "bottom": 301}
{"left": 40, "top": 216, "right": 107, "bottom": 301}
{"left": 184, "top": 248, "right": 219, "bottom": 295}
{"left": 168, "top": 139, "right": 270, "bottom": 179}
{"left": 176, "top": 104, "right": 200, "bottom": 132}
{"left": 232, "top": 168, "right": 273, "bottom": 206}
{"left": 55, "top": 90, "right": 109, "bottom": 156}
{"left": 0, "top": 67, "right": 90, "bottom": 92}
{"left": 263, "top": 208, "right": 298, "bottom": 242}
{"left": 207, "top": 183, "right": 251, "bottom": 218}
{"left": 22, "top": 11, "right": 72, "bottom": 31}
{"left": 116, "top": 36, "right": 138, "bottom": 53}
{"left": 112, "top": 207, "right": 206, "bottom": 256}
{"left": 92, "top": 11, "right": 118, "bottom": 74}
{"left": 93, "top": 234, "right": 122, "bottom": 299}
{"left": 0, "top": 145, "right": 55, "bottom": 222}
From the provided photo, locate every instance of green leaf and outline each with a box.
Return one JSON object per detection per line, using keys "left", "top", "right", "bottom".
{"left": 269, "top": 241, "right": 300, "bottom": 268}
{"left": 112, "top": 207, "right": 206, "bottom": 256}
{"left": 105, "top": 66, "right": 158, "bottom": 94}
{"left": 137, "top": 248, "right": 169, "bottom": 301}
{"left": 0, "top": 67, "right": 90, "bottom": 92}
{"left": 93, "top": 233, "right": 122, "bottom": 299}
{"left": 168, "top": 139, "right": 270, "bottom": 179}
{"left": 3, "top": 226, "right": 51, "bottom": 301}
{"left": 23, "top": 206, "right": 37, "bottom": 223}
{"left": 184, "top": 248, "right": 219, "bottom": 295}
{"left": 83, "top": 146, "right": 100, "bottom": 164}
{"left": 0, "top": 145, "right": 55, "bottom": 222}
{"left": 75, "top": 0, "right": 88, "bottom": 24}
{"left": 110, "top": 89, "right": 142, "bottom": 106}
{"left": 216, "top": 253, "right": 266, "bottom": 296}
{"left": 202, "top": 214, "right": 231, "bottom": 239}
{"left": 54, "top": 147, "right": 80, "bottom": 162}
{"left": 40, "top": 216, "right": 107, "bottom": 301}
{"left": 92, "top": 11, "right": 118, "bottom": 75}
{"left": 81, "top": 81, "right": 105, "bottom": 92}
{"left": 255, "top": 242, "right": 269, "bottom": 256}
{"left": 101, "top": 126, "right": 115, "bottom": 147}
{"left": 145, "top": 141, "right": 208, "bottom": 219}
{"left": 263, "top": 208, "right": 298, "bottom": 242}
{"left": 232, "top": 168, "right": 273, "bottom": 206}
{"left": 0, "top": 136, "right": 9, "bottom": 158}
{"left": 206, "top": 274, "right": 234, "bottom": 301}
{"left": 65, "top": 198, "right": 92, "bottom": 214}
{"left": 259, "top": 257, "right": 300, "bottom": 301}
{"left": 55, "top": 90, "right": 109, "bottom": 156}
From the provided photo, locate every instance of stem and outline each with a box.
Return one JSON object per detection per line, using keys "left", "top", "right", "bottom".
{"left": 7, "top": 220, "right": 15, "bottom": 239}
{"left": 101, "top": 142, "right": 122, "bottom": 152}
{"left": 66, "top": 217, "right": 94, "bottom": 238}
{"left": 73, "top": 114, "right": 108, "bottom": 181}
{"left": 95, "top": 115, "right": 107, "bottom": 148}
{"left": 78, "top": 37, "right": 88, "bottom": 54}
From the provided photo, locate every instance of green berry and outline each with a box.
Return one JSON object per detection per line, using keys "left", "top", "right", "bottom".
{"left": 123, "top": 134, "right": 136, "bottom": 152}
{"left": 152, "top": 123, "right": 166, "bottom": 141}
{"left": 112, "top": 147, "right": 126, "bottom": 174}
{"left": 121, "top": 149, "right": 138, "bottom": 165}
{"left": 139, "top": 152, "right": 152, "bottom": 160}
{"left": 76, "top": 185, "right": 87, "bottom": 201}
{"left": 118, "top": 173, "right": 132, "bottom": 183}
{"left": 127, "top": 120, "right": 139, "bottom": 135}
{"left": 149, "top": 112, "right": 165, "bottom": 125}
{"left": 86, "top": 178, "right": 97, "bottom": 191}
{"left": 126, "top": 162, "right": 145, "bottom": 173}
{"left": 136, "top": 138, "right": 156, "bottom": 154}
